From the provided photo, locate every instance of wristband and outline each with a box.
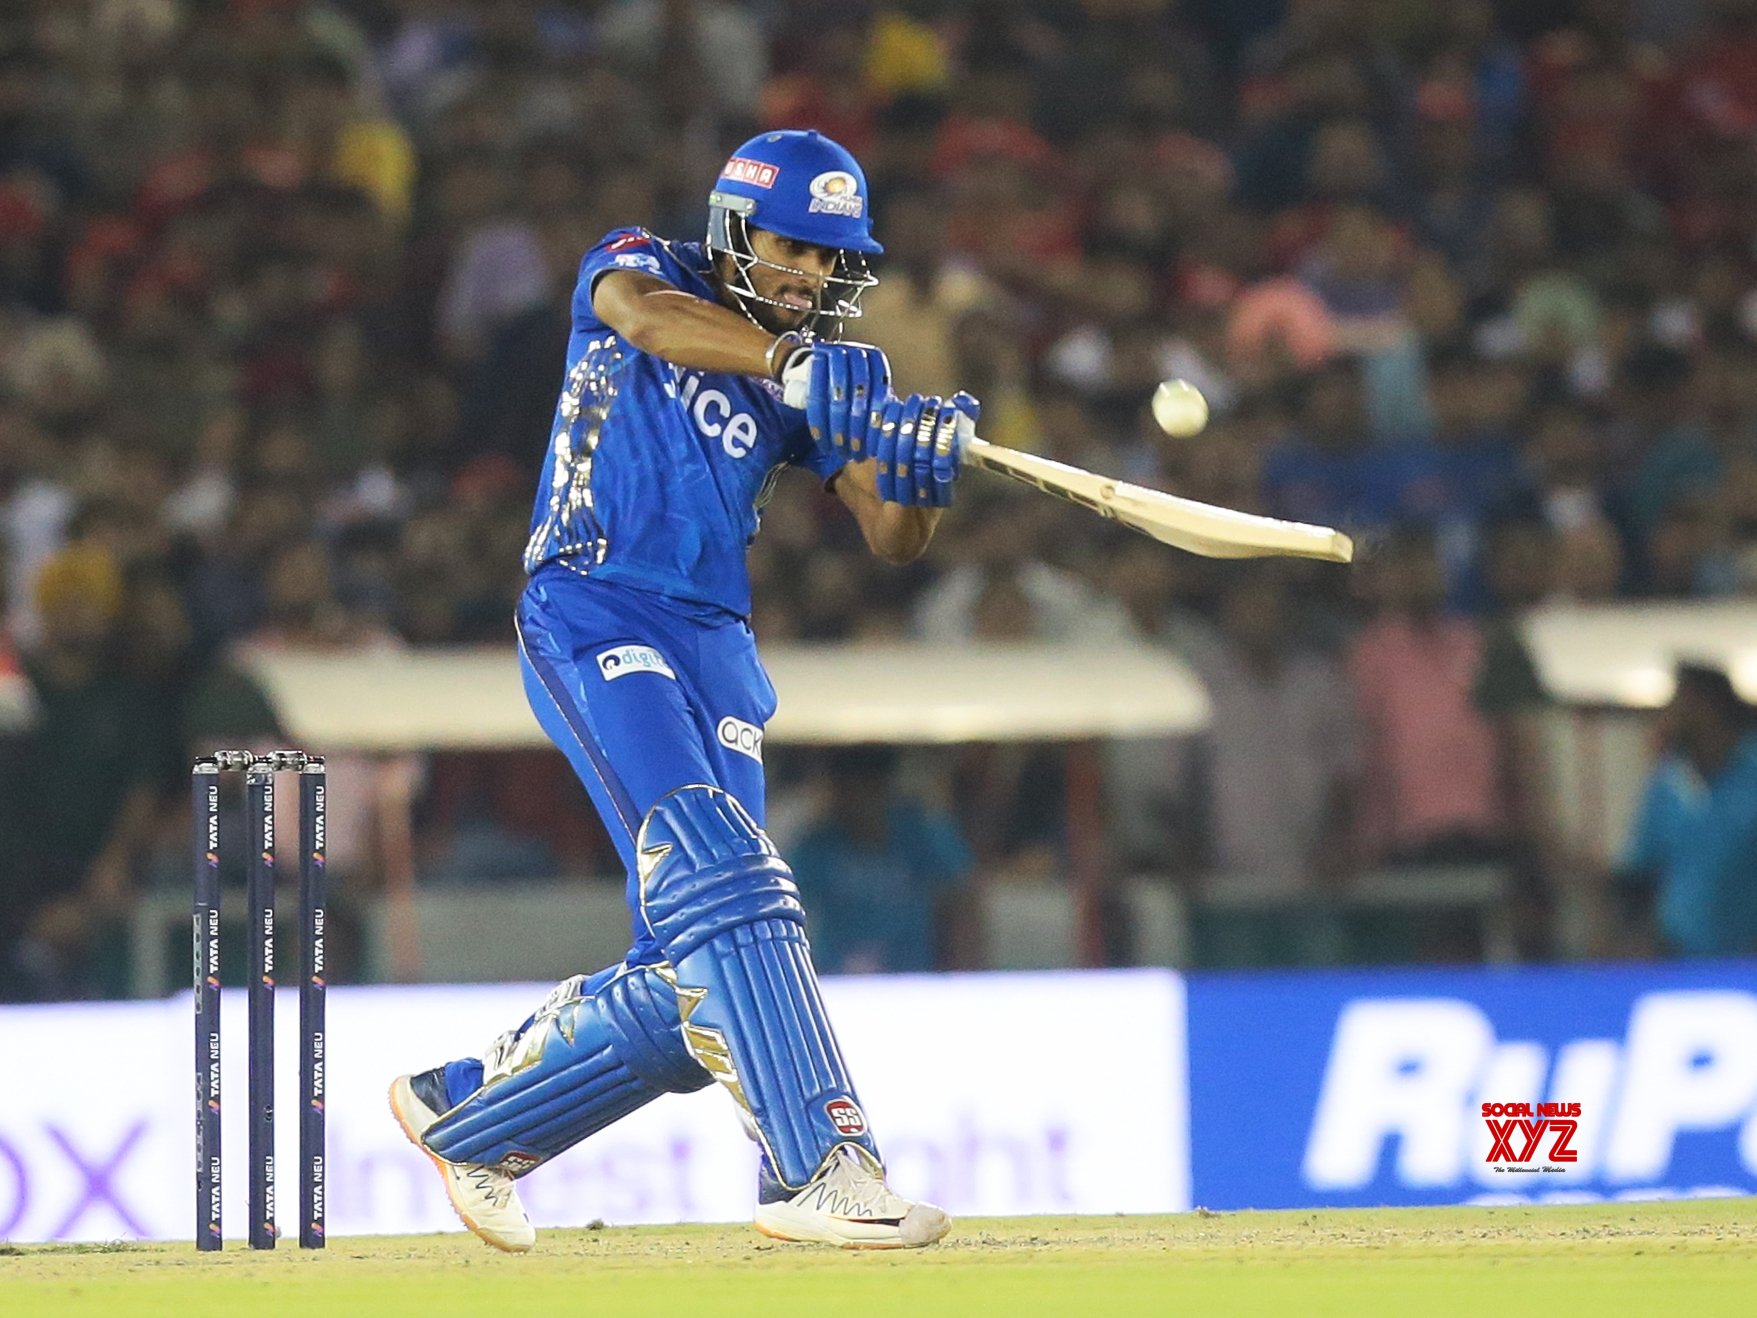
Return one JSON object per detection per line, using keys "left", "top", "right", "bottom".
{"left": 766, "top": 331, "right": 806, "bottom": 381}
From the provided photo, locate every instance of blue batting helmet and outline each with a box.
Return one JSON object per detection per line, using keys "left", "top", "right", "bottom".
{"left": 708, "top": 129, "right": 883, "bottom": 257}
{"left": 706, "top": 130, "right": 882, "bottom": 338}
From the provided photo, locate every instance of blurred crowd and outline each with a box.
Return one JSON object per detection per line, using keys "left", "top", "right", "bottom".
{"left": 5, "top": 0, "right": 1757, "bottom": 998}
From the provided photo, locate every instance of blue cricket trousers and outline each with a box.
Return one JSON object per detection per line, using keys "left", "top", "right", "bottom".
{"left": 514, "top": 563, "right": 777, "bottom": 967}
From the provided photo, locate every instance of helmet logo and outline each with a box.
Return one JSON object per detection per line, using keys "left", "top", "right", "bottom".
{"left": 808, "top": 170, "right": 863, "bottom": 218}
{"left": 721, "top": 157, "right": 778, "bottom": 189}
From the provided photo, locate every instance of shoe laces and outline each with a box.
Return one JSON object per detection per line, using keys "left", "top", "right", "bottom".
{"left": 464, "top": 1165, "right": 513, "bottom": 1210}
{"left": 800, "top": 1147, "right": 909, "bottom": 1219}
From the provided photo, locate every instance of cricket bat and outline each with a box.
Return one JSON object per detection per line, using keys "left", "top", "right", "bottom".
{"left": 779, "top": 368, "right": 1351, "bottom": 562}
{"left": 963, "top": 437, "right": 1354, "bottom": 563}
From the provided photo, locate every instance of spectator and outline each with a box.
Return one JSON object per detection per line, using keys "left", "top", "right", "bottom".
{"left": 598, "top": 0, "right": 768, "bottom": 129}
{"left": 0, "top": 521, "right": 29, "bottom": 1000}
{"left": 1, "top": 0, "right": 1757, "bottom": 990}
{"left": 1476, "top": 516, "right": 1561, "bottom": 955}
{"left": 761, "top": 9, "right": 879, "bottom": 157}
{"left": 1615, "top": 662, "right": 1757, "bottom": 957}
{"left": 789, "top": 746, "right": 974, "bottom": 974}
{"left": 1349, "top": 527, "right": 1511, "bottom": 865}
{"left": 234, "top": 537, "right": 406, "bottom": 891}
{"left": 853, "top": 185, "right": 990, "bottom": 396}
{"left": 5, "top": 546, "right": 165, "bottom": 999}
{"left": 1181, "top": 566, "right": 1359, "bottom": 895}
{"left": 1552, "top": 519, "right": 1627, "bottom": 601}
{"left": 0, "top": 400, "right": 73, "bottom": 644}
{"left": 1263, "top": 356, "right": 1445, "bottom": 533}
{"left": 1419, "top": 348, "right": 1529, "bottom": 608}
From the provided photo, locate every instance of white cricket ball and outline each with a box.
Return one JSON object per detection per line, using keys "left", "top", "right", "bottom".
{"left": 1151, "top": 378, "right": 1209, "bottom": 438}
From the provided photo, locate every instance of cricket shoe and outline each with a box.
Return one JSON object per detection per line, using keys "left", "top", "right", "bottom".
{"left": 754, "top": 1145, "right": 950, "bottom": 1249}
{"left": 389, "top": 1069, "right": 536, "bottom": 1253}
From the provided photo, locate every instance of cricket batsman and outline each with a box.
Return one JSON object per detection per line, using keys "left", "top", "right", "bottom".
{"left": 390, "top": 130, "right": 976, "bottom": 1252}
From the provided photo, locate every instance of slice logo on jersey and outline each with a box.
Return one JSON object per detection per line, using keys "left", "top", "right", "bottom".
{"left": 825, "top": 1098, "right": 867, "bottom": 1137}
{"left": 721, "top": 157, "right": 779, "bottom": 189}
{"left": 612, "top": 252, "right": 662, "bottom": 274}
{"left": 597, "top": 645, "right": 676, "bottom": 681}
{"left": 808, "top": 171, "right": 863, "bottom": 218}
{"left": 716, "top": 715, "right": 764, "bottom": 763}
{"left": 666, "top": 369, "right": 761, "bottom": 459}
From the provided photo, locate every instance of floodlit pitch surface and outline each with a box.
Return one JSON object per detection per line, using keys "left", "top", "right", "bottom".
{"left": 4, "top": 1203, "right": 1755, "bottom": 1317}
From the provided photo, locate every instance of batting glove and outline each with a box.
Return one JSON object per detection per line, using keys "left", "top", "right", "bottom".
{"left": 778, "top": 341, "right": 891, "bottom": 461}
{"left": 871, "top": 390, "right": 979, "bottom": 507}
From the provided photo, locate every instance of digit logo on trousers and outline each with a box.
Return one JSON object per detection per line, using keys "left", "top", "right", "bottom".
{"left": 598, "top": 645, "right": 676, "bottom": 681}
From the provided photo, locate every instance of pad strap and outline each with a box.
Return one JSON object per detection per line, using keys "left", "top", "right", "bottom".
{"left": 638, "top": 785, "right": 880, "bottom": 1188}
{"left": 422, "top": 964, "right": 710, "bottom": 1173}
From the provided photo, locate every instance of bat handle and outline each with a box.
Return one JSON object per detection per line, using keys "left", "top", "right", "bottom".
{"left": 783, "top": 372, "right": 988, "bottom": 457}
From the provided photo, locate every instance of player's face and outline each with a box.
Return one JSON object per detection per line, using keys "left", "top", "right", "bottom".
{"left": 745, "top": 227, "right": 838, "bottom": 332}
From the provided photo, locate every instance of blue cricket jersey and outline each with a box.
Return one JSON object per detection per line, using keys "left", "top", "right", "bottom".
{"left": 524, "top": 227, "right": 843, "bottom": 617}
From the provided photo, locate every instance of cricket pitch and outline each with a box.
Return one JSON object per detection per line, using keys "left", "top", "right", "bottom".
{"left": 4, "top": 1200, "right": 1755, "bottom": 1317}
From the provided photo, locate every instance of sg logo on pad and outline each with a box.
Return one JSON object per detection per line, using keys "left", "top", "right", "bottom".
{"left": 826, "top": 1099, "right": 866, "bottom": 1137}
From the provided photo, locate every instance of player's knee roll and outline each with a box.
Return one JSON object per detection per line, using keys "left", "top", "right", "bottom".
{"left": 421, "top": 963, "right": 708, "bottom": 1169}
{"left": 600, "top": 967, "right": 715, "bottom": 1094}
{"left": 637, "top": 785, "right": 804, "bottom": 959}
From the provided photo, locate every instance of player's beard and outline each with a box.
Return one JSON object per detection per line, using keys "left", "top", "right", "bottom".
{"left": 750, "top": 300, "right": 809, "bottom": 335}
{"left": 751, "top": 285, "right": 817, "bottom": 335}
{"left": 710, "top": 253, "right": 821, "bottom": 336}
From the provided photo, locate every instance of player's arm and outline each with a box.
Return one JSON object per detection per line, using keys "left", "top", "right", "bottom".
{"left": 593, "top": 266, "right": 896, "bottom": 453}
{"left": 594, "top": 262, "right": 978, "bottom": 564}
{"left": 833, "top": 459, "right": 942, "bottom": 565}
{"left": 830, "top": 392, "right": 980, "bottom": 566}
{"left": 592, "top": 269, "right": 790, "bottom": 378}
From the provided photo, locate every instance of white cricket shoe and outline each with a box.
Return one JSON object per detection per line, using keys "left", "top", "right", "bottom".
{"left": 755, "top": 1145, "right": 951, "bottom": 1249}
{"left": 389, "top": 1071, "right": 536, "bottom": 1253}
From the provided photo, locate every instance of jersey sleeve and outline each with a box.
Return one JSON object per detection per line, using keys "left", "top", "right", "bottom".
{"left": 792, "top": 427, "right": 847, "bottom": 484}
{"left": 572, "top": 228, "right": 690, "bottom": 331}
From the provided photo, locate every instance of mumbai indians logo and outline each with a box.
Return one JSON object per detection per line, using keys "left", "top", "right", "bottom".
{"left": 808, "top": 170, "right": 863, "bottom": 218}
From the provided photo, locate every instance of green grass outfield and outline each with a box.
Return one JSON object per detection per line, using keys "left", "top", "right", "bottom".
{"left": 5, "top": 1201, "right": 1756, "bottom": 1318}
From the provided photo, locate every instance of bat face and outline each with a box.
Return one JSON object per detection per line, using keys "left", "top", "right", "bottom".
{"left": 963, "top": 439, "right": 1353, "bottom": 564}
